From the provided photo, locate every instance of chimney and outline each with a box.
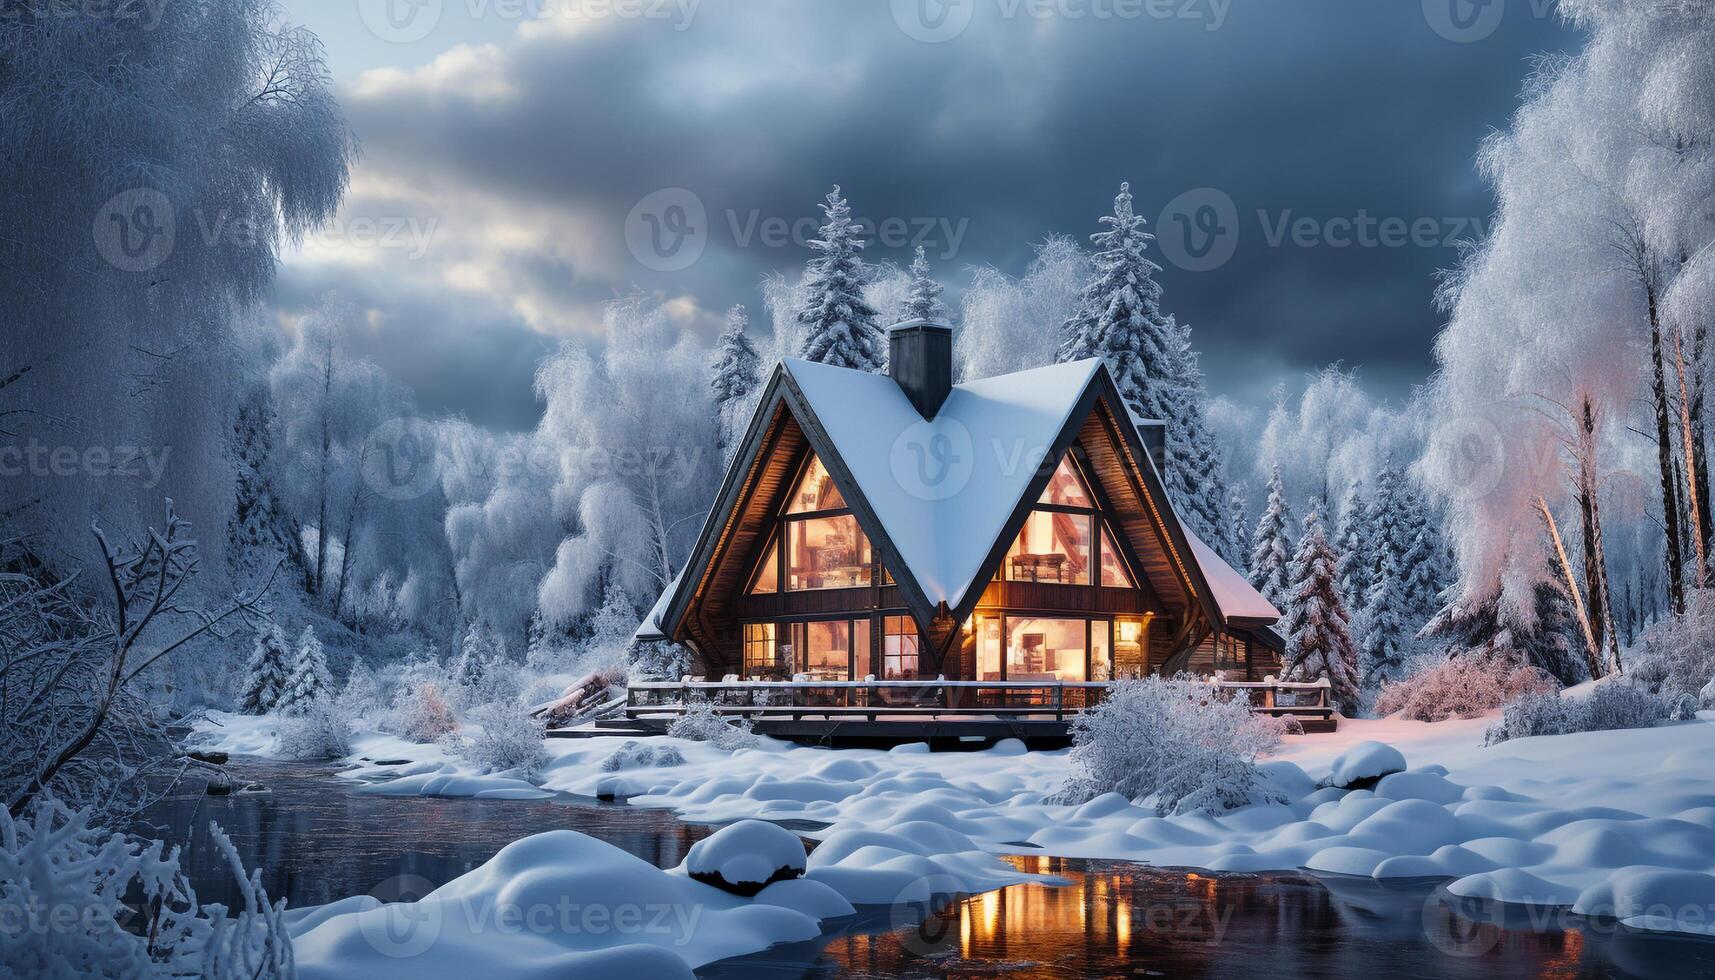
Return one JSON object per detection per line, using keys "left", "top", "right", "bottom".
{"left": 888, "top": 318, "right": 954, "bottom": 419}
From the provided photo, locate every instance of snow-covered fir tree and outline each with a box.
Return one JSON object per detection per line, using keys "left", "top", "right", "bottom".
{"left": 227, "top": 386, "right": 300, "bottom": 575}
{"left": 796, "top": 186, "right": 885, "bottom": 371}
{"left": 1059, "top": 182, "right": 1179, "bottom": 427}
{"left": 903, "top": 245, "right": 947, "bottom": 322}
{"left": 455, "top": 620, "right": 505, "bottom": 690}
{"left": 587, "top": 580, "right": 637, "bottom": 653}
{"left": 1333, "top": 481, "right": 1374, "bottom": 621}
{"left": 1280, "top": 506, "right": 1360, "bottom": 713}
{"left": 1359, "top": 531, "right": 1410, "bottom": 690}
{"left": 237, "top": 622, "right": 292, "bottom": 715}
{"left": 1395, "top": 485, "right": 1449, "bottom": 628}
{"left": 710, "top": 304, "right": 763, "bottom": 460}
{"left": 1161, "top": 324, "right": 1234, "bottom": 558}
{"left": 1249, "top": 467, "right": 1295, "bottom": 609}
{"left": 1225, "top": 482, "right": 1252, "bottom": 567}
{"left": 278, "top": 626, "right": 333, "bottom": 715}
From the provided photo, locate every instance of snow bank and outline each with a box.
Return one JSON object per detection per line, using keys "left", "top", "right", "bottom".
{"left": 683, "top": 820, "right": 806, "bottom": 895}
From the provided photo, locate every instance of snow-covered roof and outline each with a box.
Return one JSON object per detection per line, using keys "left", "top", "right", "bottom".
{"left": 1183, "top": 526, "right": 1282, "bottom": 623}
{"left": 783, "top": 356, "right": 1103, "bottom": 613}
{"left": 634, "top": 569, "right": 682, "bottom": 642}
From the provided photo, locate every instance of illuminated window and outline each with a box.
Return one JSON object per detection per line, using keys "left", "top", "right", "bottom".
{"left": 748, "top": 537, "right": 779, "bottom": 594}
{"left": 1090, "top": 620, "right": 1112, "bottom": 682}
{"left": 1099, "top": 525, "right": 1135, "bottom": 588}
{"left": 744, "top": 623, "right": 784, "bottom": 679}
{"left": 1039, "top": 456, "right": 1094, "bottom": 507}
{"left": 790, "top": 619, "right": 868, "bottom": 681}
{"left": 786, "top": 454, "right": 846, "bottom": 513}
{"left": 883, "top": 616, "right": 920, "bottom": 680}
{"left": 977, "top": 617, "right": 1003, "bottom": 681}
{"left": 1006, "top": 511, "right": 1091, "bottom": 584}
{"left": 787, "top": 515, "right": 872, "bottom": 591}
{"left": 1004, "top": 617, "right": 1087, "bottom": 682}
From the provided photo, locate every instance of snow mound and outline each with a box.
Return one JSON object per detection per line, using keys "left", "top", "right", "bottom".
{"left": 682, "top": 820, "right": 807, "bottom": 896}
{"left": 1327, "top": 741, "right": 1407, "bottom": 788}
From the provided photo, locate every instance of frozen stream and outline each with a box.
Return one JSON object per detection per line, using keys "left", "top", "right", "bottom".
{"left": 140, "top": 759, "right": 1715, "bottom": 978}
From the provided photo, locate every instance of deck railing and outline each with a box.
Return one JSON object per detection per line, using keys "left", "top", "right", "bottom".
{"left": 623, "top": 675, "right": 1333, "bottom": 723}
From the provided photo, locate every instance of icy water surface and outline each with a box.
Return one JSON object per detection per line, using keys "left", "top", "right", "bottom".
{"left": 142, "top": 760, "right": 1715, "bottom": 979}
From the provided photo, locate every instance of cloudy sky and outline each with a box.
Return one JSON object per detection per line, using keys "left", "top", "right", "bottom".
{"left": 273, "top": 0, "right": 1577, "bottom": 432}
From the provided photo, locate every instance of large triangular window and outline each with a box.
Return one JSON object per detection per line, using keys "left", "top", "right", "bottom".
{"left": 1006, "top": 450, "right": 1137, "bottom": 591}
{"left": 747, "top": 536, "right": 779, "bottom": 594}
{"left": 1039, "top": 456, "right": 1094, "bottom": 507}
{"left": 786, "top": 454, "right": 846, "bottom": 514}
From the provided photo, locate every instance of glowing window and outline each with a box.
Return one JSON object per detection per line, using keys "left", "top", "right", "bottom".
{"left": 1099, "top": 525, "right": 1135, "bottom": 588}
{"left": 883, "top": 616, "right": 920, "bottom": 680}
{"left": 744, "top": 623, "right": 784, "bottom": 679}
{"left": 786, "top": 454, "right": 846, "bottom": 514}
{"left": 1039, "top": 455, "right": 1094, "bottom": 507}
{"left": 787, "top": 515, "right": 872, "bottom": 591}
{"left": 748, "top": 537, "right": 779, "bottom": 594}
{"left": 1006, "top": 511, "right": 1092, "bottom": 585}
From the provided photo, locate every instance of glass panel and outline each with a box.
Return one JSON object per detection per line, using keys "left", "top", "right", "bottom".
{"left": 793, "top": 620, "right": 853, "bottom": 681}
{"left": 883, "top": 615, "right": 920, "bottom": 680}
{"left": 854, "top": 618, "right": 871, "bottom": 680}
{"left": 977, "top": 617, "right": 1003, "bottom": 681}
{"left": 1114, "top": 616, "right": 1148, "bottom": 680}
{"left": 1091, "top": 620, "right": 1112, "bottom": 682}
{"left": 787, "top": 515, "right": 872, "bottom": 591}
{"left": 1005, "top": 511, "right": 1091, "bottom": 585}
{"left": 743, "top": 623, "right": 784, "bottom": 679}
{"left": 1039, "top": 455, "right": 1093, "bottom": 508}
{"left": 1005, "top": 618, "right": 1087, "bottom": 682}
{"left": 1099, "top": 525, "right": 1135, "bottom": 588}
{"left": 749, "top": 537, "right": 779, "bottom": 594}
{"left": 786, "top": 454, "right": 846, "bottom": 513}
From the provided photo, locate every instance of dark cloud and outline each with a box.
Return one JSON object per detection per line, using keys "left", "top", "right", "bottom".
{"left": 282, "top": 0, "right": 1576, "bottom": 426}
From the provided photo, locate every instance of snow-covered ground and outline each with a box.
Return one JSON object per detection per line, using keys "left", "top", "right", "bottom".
{"left": 195, "top": 709, "right": 1715, "bottom": 954}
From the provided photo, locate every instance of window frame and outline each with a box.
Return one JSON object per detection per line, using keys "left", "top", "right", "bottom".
{"left": 1003, "top": 453, "right": 1141, "bottom": 592}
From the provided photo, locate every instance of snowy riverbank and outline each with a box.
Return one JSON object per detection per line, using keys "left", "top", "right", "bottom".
{"left": 194, "top": 709, "right": 1715, "bottom": 949}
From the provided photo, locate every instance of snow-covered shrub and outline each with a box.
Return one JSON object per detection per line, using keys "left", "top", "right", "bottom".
{"left": 1671, "top": 693, "right": 1702, "bottom": 722}
{"left": 0, "top": 801, "right": 292, "bottom": 978}
{"left": 1052, "top": 676, "right": 1284, "bottom": 816}
{"left": 443, "top": 704, "right": 547, "bottom": 777}
{"left": 381, "top": 683, "right": 458, "bottom": 743}
{"left": 336, "top": 655, "right": 386, "bottom": 717}
{"left": 1632, "top": 590, "right": 1715, "bottom": 706}
{"left": 1373, "top": 654, "right": 1557, "bottom": 721}
{"left": 630, "top": 639, "right": 692, "bottom": 683}
{"left": 600, "top": 740, "right": 686, "bottom": 771}
{"left": 1486, "top": 682, "right": 1672, "bottom": 745}
{"left": 277, "top": 702, "right": 354, "bottom": 761}
{"left": 667, "top": 701, "right": 758, "bottom": 750}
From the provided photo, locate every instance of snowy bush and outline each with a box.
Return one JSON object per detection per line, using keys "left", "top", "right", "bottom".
{"left": 600, "top": 740, "right": 687, "bottom": 772}
{"left": 277, "top": 702, "right": 354, "bottom": 762}
{"left": 1052, "top": 676, "right": 1284, "bottom": 816}
{"left": 443, "top": 704, "right": 548, "bottom": 777}
{"left": 381, "top": 683, "right": 458, "bottom": 744}
{"left": 0, "top": 801, "right": 292, "bottom": 978}
{"left": 1486, "top": 682, "right": 1672, "bottom": 745}
{"left": 1631, "top": 590, "right": 1715, "bottom": 706}
{"left": 336, "top": 656, "right": 386, "bottom": 717}
{"left": 667, "top": 701, "right": 759, "bottom": 750}
{"left": 630, "top": 639, "right": 692, "bottom": 684}
{"left": 1373, "top": 654, "right": 1558, "bottom": 721}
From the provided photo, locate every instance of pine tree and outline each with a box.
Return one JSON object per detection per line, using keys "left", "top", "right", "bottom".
{"left": 1059, "top": 182, "right": 1179, "bottom": 428}
{"left": 1249, "top": 466, "right": 1295, "bottom": 609}
{"left": 455, "top": 620, "right": 503, "bottom": 690}
{"left": 1334, "top": 480, "right": 1374, "bottom": 619}
{"left": 237, "top": 622, "right": 292, "bottom": 715}
{"left": 588, "top": 580, "right": 637, "bottom": 652}
{"left": 228, "top": 386, "right": 301, "bottom": 576}
{"left": 1280, "top": 506, "right": 1360, "bottom": 713}
{"left": 1225, "top": 482, "right": 1252, "bottom": 569}
{"left": 710, "top": 304, "right": 763, "bottom": 460}
{"left": 903, "top": 245, "right": 947, "bottom": 322}
{"left": 278, "top": 625, "right": 333, "bottom": 715}
{"left": 1398, "top": 505, "right": 1449, "bottom": 629}
{"left": 796, "top": 186, "right": 885, "bottom": 371}
{"left": 1359, "top": 534, "right": 1410, "bottom": 690}
{"left": 1161, "top": 324, "right": 1234, "bottom": 558}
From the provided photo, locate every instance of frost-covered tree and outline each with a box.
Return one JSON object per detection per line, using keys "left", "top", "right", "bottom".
{"left": 1248, "top": 467, "right": 1295, "bottom": 609}
{"left": 237, "top": 624, "right": 292, "bottom": 715}
{"left": 1162, "top": 324, "right": 1235, "bottom": 557}
{"left": 1360, "top": 539, "right": 1410, "bottom": 691}
{"left": 1281, "top": 507, "right": 1359, "bottom": 713}
{"left": 1334, "top": 481, "right": 1374, "bottom": 618}
{"left": 1225, "top": 482, "right": 1252, "bottom": 567}
{"left": 796, "top": 186, "right": 885, "bottom": 371}
{"left": 1059, "top": 183, "right": 1179, "bottom": 427}
{"left": 710, "top": 305, "right": 763, "bottom": 461}
{"left": 278, "top": 626, "right": 332, "bottom": 715}
{"left": 959, "top": 234, "right": 1091, "bottom": 381}
{"left": 903, "top": 245, "right": 947, "bottom": 322}
{"left": 0, "top": 1, "right": 353, "bottom": 574}
{"left": 228, "top": 386, "right": 302, "bottom": 579}
{"left": 455, "top": 620, "right": 505, "bottom": 689}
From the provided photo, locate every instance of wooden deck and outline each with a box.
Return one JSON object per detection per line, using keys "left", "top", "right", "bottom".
{"left": 595, "top": 676, "right": 1338, "bottom": 747}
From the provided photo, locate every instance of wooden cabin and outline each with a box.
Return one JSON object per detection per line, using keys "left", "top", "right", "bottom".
{"left": 635, "top": 319, "right": 1284, "bottom": 706}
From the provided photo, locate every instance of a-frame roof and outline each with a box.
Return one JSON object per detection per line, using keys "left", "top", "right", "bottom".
{"left": 638, "top": 357, "right": 1278, "bottom": 645}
